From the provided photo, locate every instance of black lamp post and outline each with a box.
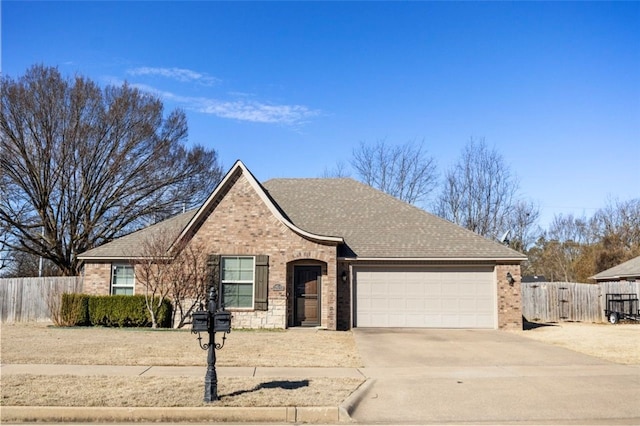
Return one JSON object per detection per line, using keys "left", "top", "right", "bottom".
{"left": 191, "top": 285, "right": 232, "bottom": 402}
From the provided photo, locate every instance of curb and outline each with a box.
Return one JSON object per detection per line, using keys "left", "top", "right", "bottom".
{"left": 1, "top": 405, "right": 343, "bottom": 423}
{"left": 338, "top": 378, "right": 376, "bottom": 422}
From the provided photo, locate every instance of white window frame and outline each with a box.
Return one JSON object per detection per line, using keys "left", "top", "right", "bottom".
{"left": 111, "top": 264, "right": 135, "bottom": 295}
{"left": 221, "top": 256, "right": 255, "bottom": 309}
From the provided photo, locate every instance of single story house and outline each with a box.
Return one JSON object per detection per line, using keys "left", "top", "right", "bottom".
{"left": 591, "top": 255, "right": 640, "bottom": 283}
{"left": 78, "top": 160, "right": 526, "bottom": 330}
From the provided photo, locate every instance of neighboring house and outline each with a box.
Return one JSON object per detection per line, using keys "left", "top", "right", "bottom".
{"left": 78, "top": 160, "right": 526, "bottom": 330}
{"left": 591, "top": 255, "right": 640, "bottom": 283}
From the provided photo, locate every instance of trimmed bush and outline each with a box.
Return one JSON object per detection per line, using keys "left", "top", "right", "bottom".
{"left": 59, "top": 294, "right": 172, "bottom": 328}
{"left": 60, "top": 293, "right": 90, "bottom": 326}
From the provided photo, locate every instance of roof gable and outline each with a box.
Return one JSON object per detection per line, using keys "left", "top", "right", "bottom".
{"left": 171, "top": 161, "right": 343, "bottom": 251}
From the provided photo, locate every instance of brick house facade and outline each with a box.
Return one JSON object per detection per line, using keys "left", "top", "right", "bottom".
{"left": 79, "top": 161, "right": 525, "bottom": 330}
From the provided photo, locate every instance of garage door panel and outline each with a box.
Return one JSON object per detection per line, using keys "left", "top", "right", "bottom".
{"left": 405, "top": 298, "right": 424, "bottom": 310}
{"left": 355, "top": 266, "right": 495, "bottom": 329}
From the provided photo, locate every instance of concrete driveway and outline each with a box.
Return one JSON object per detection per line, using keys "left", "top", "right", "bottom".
{"left": 352, "top": 328, "right": 640, "bottom": 425}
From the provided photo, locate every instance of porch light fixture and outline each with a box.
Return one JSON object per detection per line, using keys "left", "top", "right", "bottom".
{"left": 341, "top": 270, "right": 348, "bottom": 283}
{"left": 506, "top": 272, "right": 515, "bottom": 286}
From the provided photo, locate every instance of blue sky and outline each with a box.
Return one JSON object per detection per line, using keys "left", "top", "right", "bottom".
{"left": 2, "top": 1, "right": 639, "bottom": 228}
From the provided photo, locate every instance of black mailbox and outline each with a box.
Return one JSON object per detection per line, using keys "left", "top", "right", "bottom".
{"left": 191, "top": 310, "right": 209, "bottom": 333}
{"left": 213, "top": 310, "right": 232, "bottom": 333}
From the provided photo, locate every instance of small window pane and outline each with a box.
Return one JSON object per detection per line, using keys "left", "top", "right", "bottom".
{"left": 221, "top": 256, "right": 254, "bottom": 308}
{"left": 239, "top": 269, "right": 253, "bottom": 281}
{"left": 223, "top": 283, "right": 253, "bottom": 308}
{"left": 112, "top": 264, "right": 134, "bottom": 295}
{"left": 222, "top": 256, "right": 253, "bottom": 282}
{"left": 112, "top": 287, "right": 133, "bottom": 295}
{"left": 113, "top": 266, "right": 134, "bottom": 285}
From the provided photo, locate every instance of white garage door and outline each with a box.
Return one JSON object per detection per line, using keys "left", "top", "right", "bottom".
{"left": 355, "top": 266, "right": 496, "bottom": 328}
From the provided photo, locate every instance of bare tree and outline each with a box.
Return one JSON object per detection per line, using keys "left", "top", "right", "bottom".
{"left": 588, "top": 198, "right": 640, "bottom": 274}
{"left": 435, "top": 138, "right": 519, "bottom": 240}
{"left": 321, "top": 160, "right": 351, "bottom": 178}
{"left": 504, "top": 200, "right": 541, "bottom": 252}
{"left": 133, "top": 231, "right": 175, "bottom": 328}
{"left": 1, "top": 65, "right": 223, "bottom": 276}
{"left": 527, "top": 200, "right": 640, "bottom": 282}
{"left": 351, "top": 139, "right": 438, "bottom": 205}
{"left": 547, "top": 214, "right": 591, "bottom": 282}
{"left": 166, "top": 239, "right": 209, "bottom": 329}
{"left": 0, "top": 250, "right": 60, "bottom": 278}
{"left": 592, "top": 198, "right": 640, "bottom": 252}
{"left": 133, "top": 225, "right": 208, "bottom": 329}
{"left": 527, "top": 214, "right": 595, "bottom": 282}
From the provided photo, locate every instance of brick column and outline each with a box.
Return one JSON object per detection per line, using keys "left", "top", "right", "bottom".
{"left": 496, "top": 263, "right": 523, "bottom": 329}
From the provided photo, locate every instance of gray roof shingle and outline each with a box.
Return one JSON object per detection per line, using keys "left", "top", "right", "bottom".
{"left": 592, "top": 255, "right": 640, "bottom": 280}
{"left": 263, "top": 178, "right": 525, "bottom": 259}
{"left": 79, "top": 172, "right": 525, "bottom": 261}
{"left": 78, "top": 209, "right": 197, "bottom": 259}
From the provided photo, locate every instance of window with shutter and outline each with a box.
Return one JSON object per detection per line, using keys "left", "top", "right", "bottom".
{"left": 221, "top": 256, "right": 254, "bottom": 308}
{"left": 213, "top": 255, "right": 269, "bottom": 310}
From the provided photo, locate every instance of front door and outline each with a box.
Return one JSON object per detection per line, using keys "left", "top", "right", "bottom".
{"left": 294, "top": 266, "right": 321, "bottom": 326}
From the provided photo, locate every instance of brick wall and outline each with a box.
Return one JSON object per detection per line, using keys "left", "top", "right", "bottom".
{"left": 188, "top": 172, "right": 339, "bottom": 330}
{"left": 336, "top": 260, "right": 351, "bottom": 330}
{"left": 496, "top": 263, "right": 523, "bottom": 329}
{"left": 83, "top": 262, "right": 111, "bottom": 295}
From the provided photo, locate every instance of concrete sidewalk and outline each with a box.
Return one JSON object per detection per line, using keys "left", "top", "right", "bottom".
{"left": 1, "top": 363, "right": 366, "bottom": 378}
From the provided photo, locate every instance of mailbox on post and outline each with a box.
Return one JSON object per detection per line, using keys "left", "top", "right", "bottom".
{"left": 213, "top": 310, "right": 232, "bottom": 333}
{"left": 190, "top": 285, "right": 233, "bottom": 403}
{"left": 191, "top": 310, "right": 209, "bottom": 333}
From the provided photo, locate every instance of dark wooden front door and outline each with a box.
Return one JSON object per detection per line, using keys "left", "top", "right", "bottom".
{"left": 294, "top": 266, "right": 321, "bottom": 326}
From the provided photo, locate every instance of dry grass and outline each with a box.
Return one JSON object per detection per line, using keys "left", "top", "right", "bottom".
{"left": 513, "top": 322, "right": 640, "bottom": 365}
{"left": 1, "top": 375, "right": 363, "bottom": 407}
{"left": 5, "top": 321, "right": 637, "bottom": 408}
{"left": 0, "top": 322, "right": 362, "bottom": 367}
{"left": 0, "top": 322, "right": 364, "bottom": 408}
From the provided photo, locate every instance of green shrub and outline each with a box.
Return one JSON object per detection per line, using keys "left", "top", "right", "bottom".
{"left": 58, "top": 294, "right": 172, "bottom": 328}
{"left": 60, "top": 293, "right": 90, "bottom": 326}
{"left": 89, "top": 295, "right": 172, "bottom": 327}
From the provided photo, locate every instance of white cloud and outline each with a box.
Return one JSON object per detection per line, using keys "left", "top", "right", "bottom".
{"left": 197, "top": 99, "right": 319, "bottom": 125}
{"left": 127, "top": 67, "right": 219, "bottom": 86}
{"left": 129, "top": 83, "right": 319, "bottom": 126}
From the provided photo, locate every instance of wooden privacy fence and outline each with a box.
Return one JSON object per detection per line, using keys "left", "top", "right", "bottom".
{"left": 0, "top": 277, "right": 84, "bottom": 323}
{"left": 522, "top": 281, "right": 640, "bottom": 323}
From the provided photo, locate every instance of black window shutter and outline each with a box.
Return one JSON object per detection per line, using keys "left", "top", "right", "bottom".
{"left": 207, "top": 255, "right": 221, "bottom": 307}
{"left": 254, "top": 255, "right": 269, "bottom": 311}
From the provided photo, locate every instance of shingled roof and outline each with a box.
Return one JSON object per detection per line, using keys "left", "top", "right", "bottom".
{"left": 591, "top": 255, "right": 640, "bottom": 281}
{"left": 263, "top": 178, "right": 524, "bottom": 260}
{"left": 78, "top": 209, "right": 197, "bottom": 260}
{"left": 78, "top": 162, "right": 526, "bottom": 261}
